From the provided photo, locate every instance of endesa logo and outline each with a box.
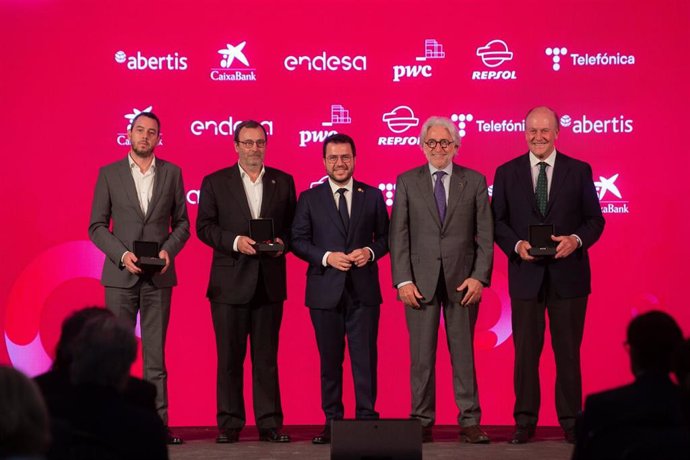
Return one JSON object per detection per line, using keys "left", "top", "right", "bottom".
{"left": 116, "top": 106, "right": 164, "bottom": 146}
{"left": 210, "top": 41, "right": 257, "bottom": 81}
{"left": 595, "top": 173, "right": 629, "bottom": 214}
{"left": 545, "top": 46, "right": 636, "bottom": 71}
{"left": 392, "top": 39, "right": 445, "bottom": 82}
{"left": 559, "top": 114, "right": 634, "bottom": 134}
{"left": 283, "top": 52, "right": 366, "bottom": 72}
{"left": 298, "top": 104, "right": 352, "bottom": 147}
{"left": 114, "top": 50, "right": 188, "bottom": 71}
{"left": 472, "top": 39, "right": 516, "bottom": 80}
{"left": 378, "top": 106, "right": 420, "bottom": 146}
{"left": 190, "top": 116, "right": 274, "bottom": 137}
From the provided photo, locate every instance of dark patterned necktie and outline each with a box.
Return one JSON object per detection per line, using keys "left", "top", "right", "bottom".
{"left": 535, "top": 162, "right": 548, "bottom": 215}
{"left": 336, "top": 188, "right": 349, "bottom": 229}
{"left": 433, "top": 171, "right": 447, "bottom": 223}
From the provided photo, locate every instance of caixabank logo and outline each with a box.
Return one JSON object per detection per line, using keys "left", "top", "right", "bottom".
{"left": 595, "top": 173, "right": 629, "bottom": 214}
{"left": 115, "top": 106, "right": 164, "bottom": 146}
{"left": 559, "top": 113, "right": 634, "bottom": 134}
{"left": 545, "top": 46, "right": 636, "bottom": 71}
{"left": 114, "top": 50, "right": 188, "bottom": 71}
{"left": 392, "top": 39, "right": 445, "bottom": 82}
{"left": 298, "top": 104, "right": 352, "bottom": 147}
{"left": 210, "top": 41, "right": 257, "bottom": 81}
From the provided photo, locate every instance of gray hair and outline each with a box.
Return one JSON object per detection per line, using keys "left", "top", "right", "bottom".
{"left": 418, "top": 116, "right": 461, "bottom": 149}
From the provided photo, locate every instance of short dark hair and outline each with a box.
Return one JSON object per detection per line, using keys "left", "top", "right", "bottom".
{"left": 130, "top": 111, "right": 161, "bottom": 133}
{"left": 525, "top": 106, "right": 560, "bottom": 131}
{"left": 53, "top": 306, "right": 113, "bottom": 373}
{"left": 323, "top": 133, "right": 356, "bottom": 158}
{"left": 627, "top": 310, "right": 684, "bottom": 374}
{"left": 234, "top": 120, "right": 268, "bottom": 144}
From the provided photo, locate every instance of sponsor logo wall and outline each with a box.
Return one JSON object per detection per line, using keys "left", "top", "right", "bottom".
{"left": 2, "top": 0, "right": 689, "bottom": 428}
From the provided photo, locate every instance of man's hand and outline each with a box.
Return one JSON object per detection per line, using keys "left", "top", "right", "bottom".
{"left": 159, "top": 250, "right": 171, "bottom": 274}
{"left": 327, "top": 252, "right": 354, "bottom": 271}
{"left": 457, "top": 277, "right": 483, "bottom": 306}
{"left": 237, "top": 236, "right": 257, "bottom": 255}
{"left": 122, "top": 251, "right": 142, "bottom": 275}
{"left": 398, "top": 283, "right": 424, "bottom": 309}
{"left": 347, "top": 248, "right": 371, "bottom": 268}
{"left": 270, "top": 237, "right": 285, "bottom": 258}
{"left": 552, "top": 235, "right": 578, "bottom": 259}
{"left": 517, "top": 240, "right": 536, "bottom": 261}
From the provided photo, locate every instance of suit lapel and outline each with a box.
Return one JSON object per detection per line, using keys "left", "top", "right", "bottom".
{"left": 228, "top": 164, "right": 253, "bottom": 220}
{"left": 413, "top": 166, "right": 442, "bottom": 228}
{"left": 317, "top": 182, "right": 347, "bottom": 238}
{"left": 444, "top": 164, "right": 466, "bottom": 228}
{"left": 546, "top": 151, "right": 570, "bottom": 215}
{"left": 348, "top": 181, "right": 366, "bottom": 239}
{"left": 145, "top": 159, "right": 167, "bottom": 222}
{"left": 117, "top": 158, "right": 146, "bottom": 221}
{"left": 259, "top": 169, "right": 276, "bottom": 218}
{"left": 515, "top": 153, "right": 540, "bottom": 216}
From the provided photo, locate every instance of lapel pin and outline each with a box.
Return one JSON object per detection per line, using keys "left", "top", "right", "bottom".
{"left": 271, "top": 180, "right": 276, "bottom": 184}
{"left": 357, "top": 188, "right": 363, "bottom": 193}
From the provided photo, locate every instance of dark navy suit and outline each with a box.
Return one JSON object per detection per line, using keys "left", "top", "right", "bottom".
{"left": 291, "top": 180, "right": 389, "bottom": 421}
{"left": 492, "top": 151, "right": 605, "bottom": 431}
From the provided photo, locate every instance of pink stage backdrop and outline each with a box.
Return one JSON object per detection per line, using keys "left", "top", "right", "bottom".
{"left": 1, "top": 0, "right": 689, "bottom": 426}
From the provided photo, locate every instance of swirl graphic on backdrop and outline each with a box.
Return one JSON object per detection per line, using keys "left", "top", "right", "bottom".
{"left": 477, "top": 270, "right": 512, "bottom": 350}
{"left": 4, "top": 240, "right": 104, "bottom": 376}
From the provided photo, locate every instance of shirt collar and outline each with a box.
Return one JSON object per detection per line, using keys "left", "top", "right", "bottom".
{"left": 529, "top": 149, "right": 557, "bottom": 168}
{"left": 128, "top": 153, "right": 156, "bottom": 172}
{"left": 428, "top": 161, "right": 453, "bottom": 176}
{"left": 328, "top": 177, "right": 353, "bottom": 194}
{"left": 238, "top": 163, "right": 265, "bottom": 182}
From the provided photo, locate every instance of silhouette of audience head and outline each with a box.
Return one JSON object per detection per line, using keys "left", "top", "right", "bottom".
{"left": 53, "top": 306, "right": 113, "bottom": 373}
{"left": 70, "top": 312, "right": 138, "bottom": 392}
{"left": 674, "top": 338, "right": 690, "bottom": 391}
{"left": 0, "top": 365, "right": 51, "bottom": 458}
{"left": 626, "top": 310, "right": 683, "bottom": 376}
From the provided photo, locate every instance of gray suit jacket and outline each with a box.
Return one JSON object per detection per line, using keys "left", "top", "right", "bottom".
{"left": 390, "top": 163, "right": 493, "bottom": 303}
{"left": 89, "top": 156, "right": 190, "bottom": 288}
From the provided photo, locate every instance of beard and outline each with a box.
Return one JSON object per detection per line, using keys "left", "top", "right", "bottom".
{"left": 132, "top": 143, "right": 155, "bottom": 158}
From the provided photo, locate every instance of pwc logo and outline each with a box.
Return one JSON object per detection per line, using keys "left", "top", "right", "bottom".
{"left": 392, "top": 39, "right": 445, "bottom": 82}
{"left": 114, "top": 50, "right": 188, "bottom": 71}
{"left": 210, "top": 41, "right": 257, "bottom": 82}
{"left": 472, "top": 39, "right": 517, "bottom": 80}
{"left": 298, "top": 104, "right": 352, "bottom": 147}
{"left": 378, "top": 105, "right": 420, "bottom": 146}
{"left": 115, "top": 106, "right": 164, "bottom": 147}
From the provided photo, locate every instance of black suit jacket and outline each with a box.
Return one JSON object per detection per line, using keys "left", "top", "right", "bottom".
{"left": 291, "top": 180, "right": 389, "bottom": 309}
{"left": 196, "top": 164, "right": 296, "bottom": 304}
{"left": 492, "top": 151, "right": 605, "bottom": 299}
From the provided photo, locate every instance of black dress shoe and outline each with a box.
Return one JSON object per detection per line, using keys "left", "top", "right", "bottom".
{"left": 422, "top": 426, "right": 433, "bottom": 443}
{"left": 259, "top": 428, "right": 291, "bottom": 443}
{"left": 312, "top": 425, "right": 331, "bottom": 444}
{"left": 216, "top": 428, "right": 240, "bottom": 443}
{"left": 510, "top": 425, "right": 536, "bottom": 444}
{"left": 564, "top": 428, "right": 576, "bottom": 444}
{"left": 166, "top": 427, "right": 184, "bottom": 445}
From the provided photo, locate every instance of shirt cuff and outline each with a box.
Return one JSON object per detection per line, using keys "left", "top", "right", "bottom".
{"left": 571, "top": 234, "right": 583, "bottom": 248}
{"left": 397, "top": 281, "right": 413, "bottom": 289}
{"left": 365, "top": 247, "right": 375, "bottom": 262}
{"left": 233, "top": 236, "right": 240, "bottom": 252}
{"left": 514, "top": 240, "right": 523, "bottom": 254}
{"left": 121, "top": 251, "right": 130, "bottom": 264}
{"left": 322, "top": 251, "right": 332, "bottom": 267}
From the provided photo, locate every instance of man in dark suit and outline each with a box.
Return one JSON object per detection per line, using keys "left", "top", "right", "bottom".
{"left": 89, "top": 111, "right": 189, "bottom": 444}
{"left": 197, "top": 120, "right": 296, "bottom": 444}
{"left": 491, "top": 106, "right": 605, "bottom": 444}
{"left": 573, "top": 311, "right": 689, "bottom": 460}
{"left": 291, "top": 133, "right": 389, "bottom": 444}
{"left": 390, "top": 117, "right": 494, "bottom": 443}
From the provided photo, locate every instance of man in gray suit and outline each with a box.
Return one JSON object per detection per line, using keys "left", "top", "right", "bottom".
{"left": 89, "top": 112, "right": 190, "bottom": 444}
{"left": 390, "top": 116, "right": 493, "bottom": 443}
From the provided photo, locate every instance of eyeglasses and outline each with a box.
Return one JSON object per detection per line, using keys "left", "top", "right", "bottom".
{"left": 325, "top": 155, "right": 353, "bottom": 164}
{"left": 237, "top": 139, "right": 267, "bottom": 148}
{"left": 425, "top": 139, "right": 454, "bottom": 150}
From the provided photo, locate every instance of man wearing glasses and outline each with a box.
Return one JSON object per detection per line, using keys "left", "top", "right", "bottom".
{"left": 390, "top": 116, "right": 494, "bottom": 443}
{"left": 197, "top": 120, "right": 296, "bottom": 444}
{"left": 291, "top": 133, "right": 389, "bottom": 444}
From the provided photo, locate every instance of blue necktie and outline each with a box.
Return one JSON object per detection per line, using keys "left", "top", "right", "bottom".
{"left": 535, "top": 162, "right": 548, "bottom": 215}
{"left": 336, "top": 188, "right": 349, "bottom": 229}
{"left": 433, "top": 171, "right": 447, "bottom": 223}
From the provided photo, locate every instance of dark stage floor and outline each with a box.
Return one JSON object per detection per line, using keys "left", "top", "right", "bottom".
{"left": 167, "top": 425, "right": 574, "bottom": 459}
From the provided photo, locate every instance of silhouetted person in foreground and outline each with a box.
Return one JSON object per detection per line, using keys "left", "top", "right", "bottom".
{"left": 573, "top": 310, "right": 690, "bottom": 460}
{"left": 0, "top": 365, "right": 51, "bottom": 459}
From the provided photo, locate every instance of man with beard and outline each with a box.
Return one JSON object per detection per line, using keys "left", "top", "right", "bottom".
{"left": 89, "top": 111, "right": 190, "bottom": 444}
{"left": 291, "top": 133, "right": 389, "bottom": 444}
{"left": 492, "top": 106, "right": 605, "bottom": 444}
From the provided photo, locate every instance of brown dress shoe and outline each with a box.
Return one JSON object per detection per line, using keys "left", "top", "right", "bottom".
{"left": 216, "top": 428, "right": 240, "bottom": 443}
{"left": 510, "top": 425, "right": 536, "bottom": 444}
{"left": 460, "top": 425, "right": 490, "bottom": 444}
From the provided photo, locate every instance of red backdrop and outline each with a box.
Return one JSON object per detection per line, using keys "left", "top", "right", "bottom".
{"left": 1, "top": 0, "right": 689, "bottom": 426}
